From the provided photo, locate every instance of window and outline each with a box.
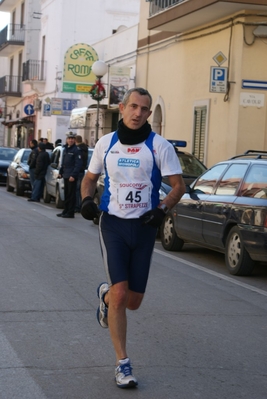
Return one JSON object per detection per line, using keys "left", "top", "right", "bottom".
{"left": 240, "top": 164, "right": 267, "bottom": 198}
{"left": 194, "top": 164, "right": 227, "bottom": 194}
{"left": 18, "top": 52, "right": 22, "bottom": 91}
{"left": 216, "top": 163, "right": 248, "bottom": 196}
{"left": 193, "top": 106, "right": 206, "bottom": 163}
{"left": 51, "top": 149, "right": 60, "bottom": 166}
{"left": 20, "top": 3, "right": 25, "bottom": 28}
{"left": 41, "top": 36, "right": 46, "bottom": 80}
{"left": 12, "top": 11, "right": 16, "bottom": 36}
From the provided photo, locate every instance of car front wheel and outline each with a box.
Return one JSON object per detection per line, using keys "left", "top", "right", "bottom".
{"left": 16, "top": 178, "right": 24, "bottom": 196}
{"left": 55, "top": 186, "right": 64, "bottom": 209}
{"left": 160, "top": 214, "right": 184, "bottom": 251}
{"left": 43, "top": 183, "right": 51, "bottom": 203}
{"left": 225, "top": 226, "right": 255, "bottom": 276}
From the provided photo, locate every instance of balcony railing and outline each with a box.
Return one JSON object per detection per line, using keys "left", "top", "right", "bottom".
{"left": 147, "top": 0, "right": 186, "bottom": 17}
{"left": 0, "top": 75, "right": 22, "bottom": 97}
{"left": 22, "top": 60, "right": 47, "bottom": 82}
{"left": 0, "top": 24, "right": 25, "bottom": 50}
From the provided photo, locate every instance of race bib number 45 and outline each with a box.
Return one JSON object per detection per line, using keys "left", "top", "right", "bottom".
{"left": 116, "top": 182, "right": 151, "bottom": 210}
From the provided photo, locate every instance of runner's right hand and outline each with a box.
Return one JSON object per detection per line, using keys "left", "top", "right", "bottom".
{"left": 81, "top": 196, "right": 99, "bottom": 220}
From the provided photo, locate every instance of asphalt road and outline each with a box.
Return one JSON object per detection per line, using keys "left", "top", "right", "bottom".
{"left": 1, "top": 186, "right": 267, "bottom": 399}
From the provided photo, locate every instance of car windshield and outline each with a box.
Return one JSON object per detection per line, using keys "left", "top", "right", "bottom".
{"left": 21, "top": 150, "right": 31, "bottom": 163}
{"left": 0, "top": 148, "right": 17, "bottom": 161}
{"left": 87, "top": 149, "right": 94, "bottom": 167}
{"left": 177, "top": 152, "right": 206, "bottom": 177}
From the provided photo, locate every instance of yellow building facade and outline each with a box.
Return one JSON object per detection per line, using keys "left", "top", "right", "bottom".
{"left": 137, "top": 1, "right": 267, "bottom": 167}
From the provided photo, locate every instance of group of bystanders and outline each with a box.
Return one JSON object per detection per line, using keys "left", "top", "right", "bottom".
{"left": 27, "top": 133, "right": 88, "bottom": 215}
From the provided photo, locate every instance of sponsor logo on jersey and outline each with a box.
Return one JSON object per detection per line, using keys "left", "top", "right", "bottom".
{"left": 118, "top": 158, "right": 140, "bottom": 167}
{"left": 119, "top": 183, "right": 148, "bottom": 190}
{"left": 127, "top": 147, "right": 141, "bottom": 154}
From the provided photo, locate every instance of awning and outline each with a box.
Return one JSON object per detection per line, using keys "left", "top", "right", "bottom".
{"left": 69, "top": 107, "right": 88, "bottom": 129}
{"left": 1, "top": 116, "right": 34, "bottom": 127}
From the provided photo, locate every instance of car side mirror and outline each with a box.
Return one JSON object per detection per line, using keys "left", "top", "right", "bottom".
{"left": 50, "top": 162, "right": 58, "bottom": 169}
{"left": 185, "top": 185, "right": 191, "bottom": 194}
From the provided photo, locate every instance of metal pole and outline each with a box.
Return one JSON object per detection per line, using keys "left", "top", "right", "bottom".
{"left": 95, "top": 98, "right": 100, "bottom": 143}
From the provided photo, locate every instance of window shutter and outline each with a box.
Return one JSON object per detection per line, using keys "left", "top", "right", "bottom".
{"left": 193, "top": 106, "right": 206, "bottom": 163}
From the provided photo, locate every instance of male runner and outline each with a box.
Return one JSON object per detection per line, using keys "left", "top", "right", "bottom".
{"left": 81, "top": 87, "right": 185, "bottom": 388}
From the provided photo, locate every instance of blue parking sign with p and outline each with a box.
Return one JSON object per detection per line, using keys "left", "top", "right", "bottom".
{"left": 210, "top": 66, "right": 227, "bottom": 93}
{"left": 213, "top": 68, "right": 225, "bottom": 81}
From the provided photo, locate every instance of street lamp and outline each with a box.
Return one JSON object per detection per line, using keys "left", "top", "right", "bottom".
{"left": 90, "top": 60, "right": 108, "bottom": 143}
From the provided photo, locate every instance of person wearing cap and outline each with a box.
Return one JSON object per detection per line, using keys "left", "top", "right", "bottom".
{"left": 56, "top": 132, "right": 82, "bottom": 218}
{"left": 55, "top": 138, "right": 62, "bottom": 147}
{"left": 74, "top": 135, "right": 88, "bottom": 213}
{"left": 28, "top": 142, "right": 50, "bottom": 202}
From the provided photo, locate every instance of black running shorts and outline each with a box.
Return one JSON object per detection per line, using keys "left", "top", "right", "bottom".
{"left": 99, "top": 212, "right": 157, "bottom": 293}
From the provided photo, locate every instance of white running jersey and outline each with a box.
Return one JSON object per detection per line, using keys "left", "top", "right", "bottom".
{"left": 89, "top": 131, "right": 182, "bottom": 218}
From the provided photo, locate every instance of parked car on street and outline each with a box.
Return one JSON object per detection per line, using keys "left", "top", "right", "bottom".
{"left": 164, "top": 140, "right": 207, "bottom": 186}
{"left": 0, "top": 147, "right": 18, "bottom": 184}
{"left": 43, "top": 145, "right": 94, "bottom": 208}
{"left": 6, "top": 148, "right": 32, "bottom": 195}
{"left": 160, "top": 150, "right": 267, "bottom": 276}
{"left": 92, "top": 140, "right": 206, "bottom": 224}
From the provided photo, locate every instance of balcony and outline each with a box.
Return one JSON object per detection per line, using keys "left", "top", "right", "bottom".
{"left": 0, "top": 0, "right": 18, "bottom": 12}
{"left": 0, "top": 24, "right": 25, "bottom": 56}
{"left": 147, "top": 0, "right": 267, "bottom": 33}
{"left": 22, "top": 60, "right": 47, "bottom": 82}
{"left": 148, "top": 0, "right": 186, "bottom": 17}
{"left": 0, "top": 75, "right": 22, "bottom": 97}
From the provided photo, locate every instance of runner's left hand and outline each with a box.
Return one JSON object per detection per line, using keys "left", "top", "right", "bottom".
{"left": 140, "top": 208, "right": 165, "bottom": 228}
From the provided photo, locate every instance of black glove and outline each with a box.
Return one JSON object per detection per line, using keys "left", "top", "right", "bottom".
{"left": 81, "top": 196, "right": 100, "bottom": 220}
{"left": 140, "top": 208, "right": 166, "bottom": 228}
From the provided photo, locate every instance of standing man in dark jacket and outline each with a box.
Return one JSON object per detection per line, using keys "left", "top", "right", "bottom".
{"left": 28, "top": 143, "right": 50, "bottom": 202}
{"left": 75, "top": 135, "right": 88, "bottom": 213}
{"left": 57, "top": 132, "right": 82, "bottom": 218}
{"left": 27, "top": 139, "right": 39, "bottom": 188}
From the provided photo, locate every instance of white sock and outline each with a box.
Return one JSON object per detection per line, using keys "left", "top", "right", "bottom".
{"left": 119, "top": 357, "right": 130, "bottom": 365}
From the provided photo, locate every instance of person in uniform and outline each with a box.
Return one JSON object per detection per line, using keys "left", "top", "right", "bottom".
{"left": 57, "top": 132, "right": 82, "bottom": 218}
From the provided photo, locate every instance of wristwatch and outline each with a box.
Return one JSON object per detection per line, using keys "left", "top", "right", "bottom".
{"left": 158, "top": 203, "right": 169, "bottom": 214}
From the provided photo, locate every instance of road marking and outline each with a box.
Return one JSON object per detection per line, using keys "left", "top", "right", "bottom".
{"left": 154, "top": 248, "right": 267, "bottom": 297}
{"left": 0, "top": 331, "right": 47, "bottom": 398}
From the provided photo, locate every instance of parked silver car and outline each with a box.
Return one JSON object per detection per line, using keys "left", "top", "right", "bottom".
{"left": 6, "top": 148, "right": 31, "bottom": 196}
{"left": 43, "top": 145, "right": 93, "bottom": 208}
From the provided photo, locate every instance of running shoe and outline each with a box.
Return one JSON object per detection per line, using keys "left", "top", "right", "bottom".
{"left": 115, "top": 358, "right": 138, "bottom": 388}
{"left": 96, "top": 282, "right": 109, "bottom": 328}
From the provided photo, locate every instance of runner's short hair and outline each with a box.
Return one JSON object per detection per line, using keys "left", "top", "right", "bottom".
{"left": 122, "top": 87, "right": 152, "bottom": 109}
